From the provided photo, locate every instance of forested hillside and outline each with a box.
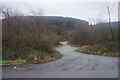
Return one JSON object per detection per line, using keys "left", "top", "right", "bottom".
{"left": 2, "top": 15, "right": 89, "bottom": 64}
{"left": 2, "top": 15, "right": 119, "bottom": 65}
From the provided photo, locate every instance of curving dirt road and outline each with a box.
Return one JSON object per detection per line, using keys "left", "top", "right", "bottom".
{"left": 2, "top": 42, "right": 118, "bottom": 78}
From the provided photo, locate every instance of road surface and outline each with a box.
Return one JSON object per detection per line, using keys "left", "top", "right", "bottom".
{"left": 2, "top": 42, "right": 118, "bottom": 78}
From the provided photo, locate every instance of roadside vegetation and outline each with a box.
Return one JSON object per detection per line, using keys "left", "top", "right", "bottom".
{"left": 76, "top": 44, "right": 118, "bottom": 57}
{"left": 0, "top": 59, "right": 27, "bottom": 66}
{"left": 68, "top": 23, "right": 118, "bottom": 57}
{"left": 1, "top": 6, "right": 63, "bottom": 66}
{"left": 1, "top": 4, "right": 119, "bottom": 66}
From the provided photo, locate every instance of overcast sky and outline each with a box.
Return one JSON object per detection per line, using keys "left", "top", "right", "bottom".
{"left": 0, "top": 0, "right": 119, "bottom": 24}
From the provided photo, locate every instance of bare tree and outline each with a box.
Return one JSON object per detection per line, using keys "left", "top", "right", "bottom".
{"left": 105, "top": 0, "right": 117, "bottom": 41}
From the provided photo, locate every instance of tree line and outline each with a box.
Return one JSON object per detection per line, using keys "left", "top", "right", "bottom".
{"left": 1, "top": 5, "right": 119, "bottom": 61}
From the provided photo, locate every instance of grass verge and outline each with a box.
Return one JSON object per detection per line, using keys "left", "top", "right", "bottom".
{"left": 76, "top": 45, "right": 118, "bottom": 57}
{"left": 2, "top": 49, "right": 63, "bottom": 66}
{"left": 29, "top": 50, "right": 63, "bottom": 64}
{"left": 0, "top": 59, "right": 28, "bottom": 66}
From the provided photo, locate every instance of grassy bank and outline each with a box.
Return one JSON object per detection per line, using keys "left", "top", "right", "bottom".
{"left": 1, "top": 51, "right": 62, "bottom": 66}
{"left": 0, "top": 59, "right": 27, "bottom": 66}
{"left": 2, "top": 45, "right": 63, "bottom": 66}
{"left": 27, "top": 50, "right": 63, "bottom": 64}
{"left": 76, "top": 44, "right": 118, "bottom": 57}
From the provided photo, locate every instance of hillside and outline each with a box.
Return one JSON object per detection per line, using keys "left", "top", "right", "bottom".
{"left": 2, "top": 15, "right": 119, "bottom": 63}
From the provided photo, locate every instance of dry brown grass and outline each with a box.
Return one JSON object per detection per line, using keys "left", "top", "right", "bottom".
{"left": 76, "top": 45, "right": 118, "bottom": 57}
